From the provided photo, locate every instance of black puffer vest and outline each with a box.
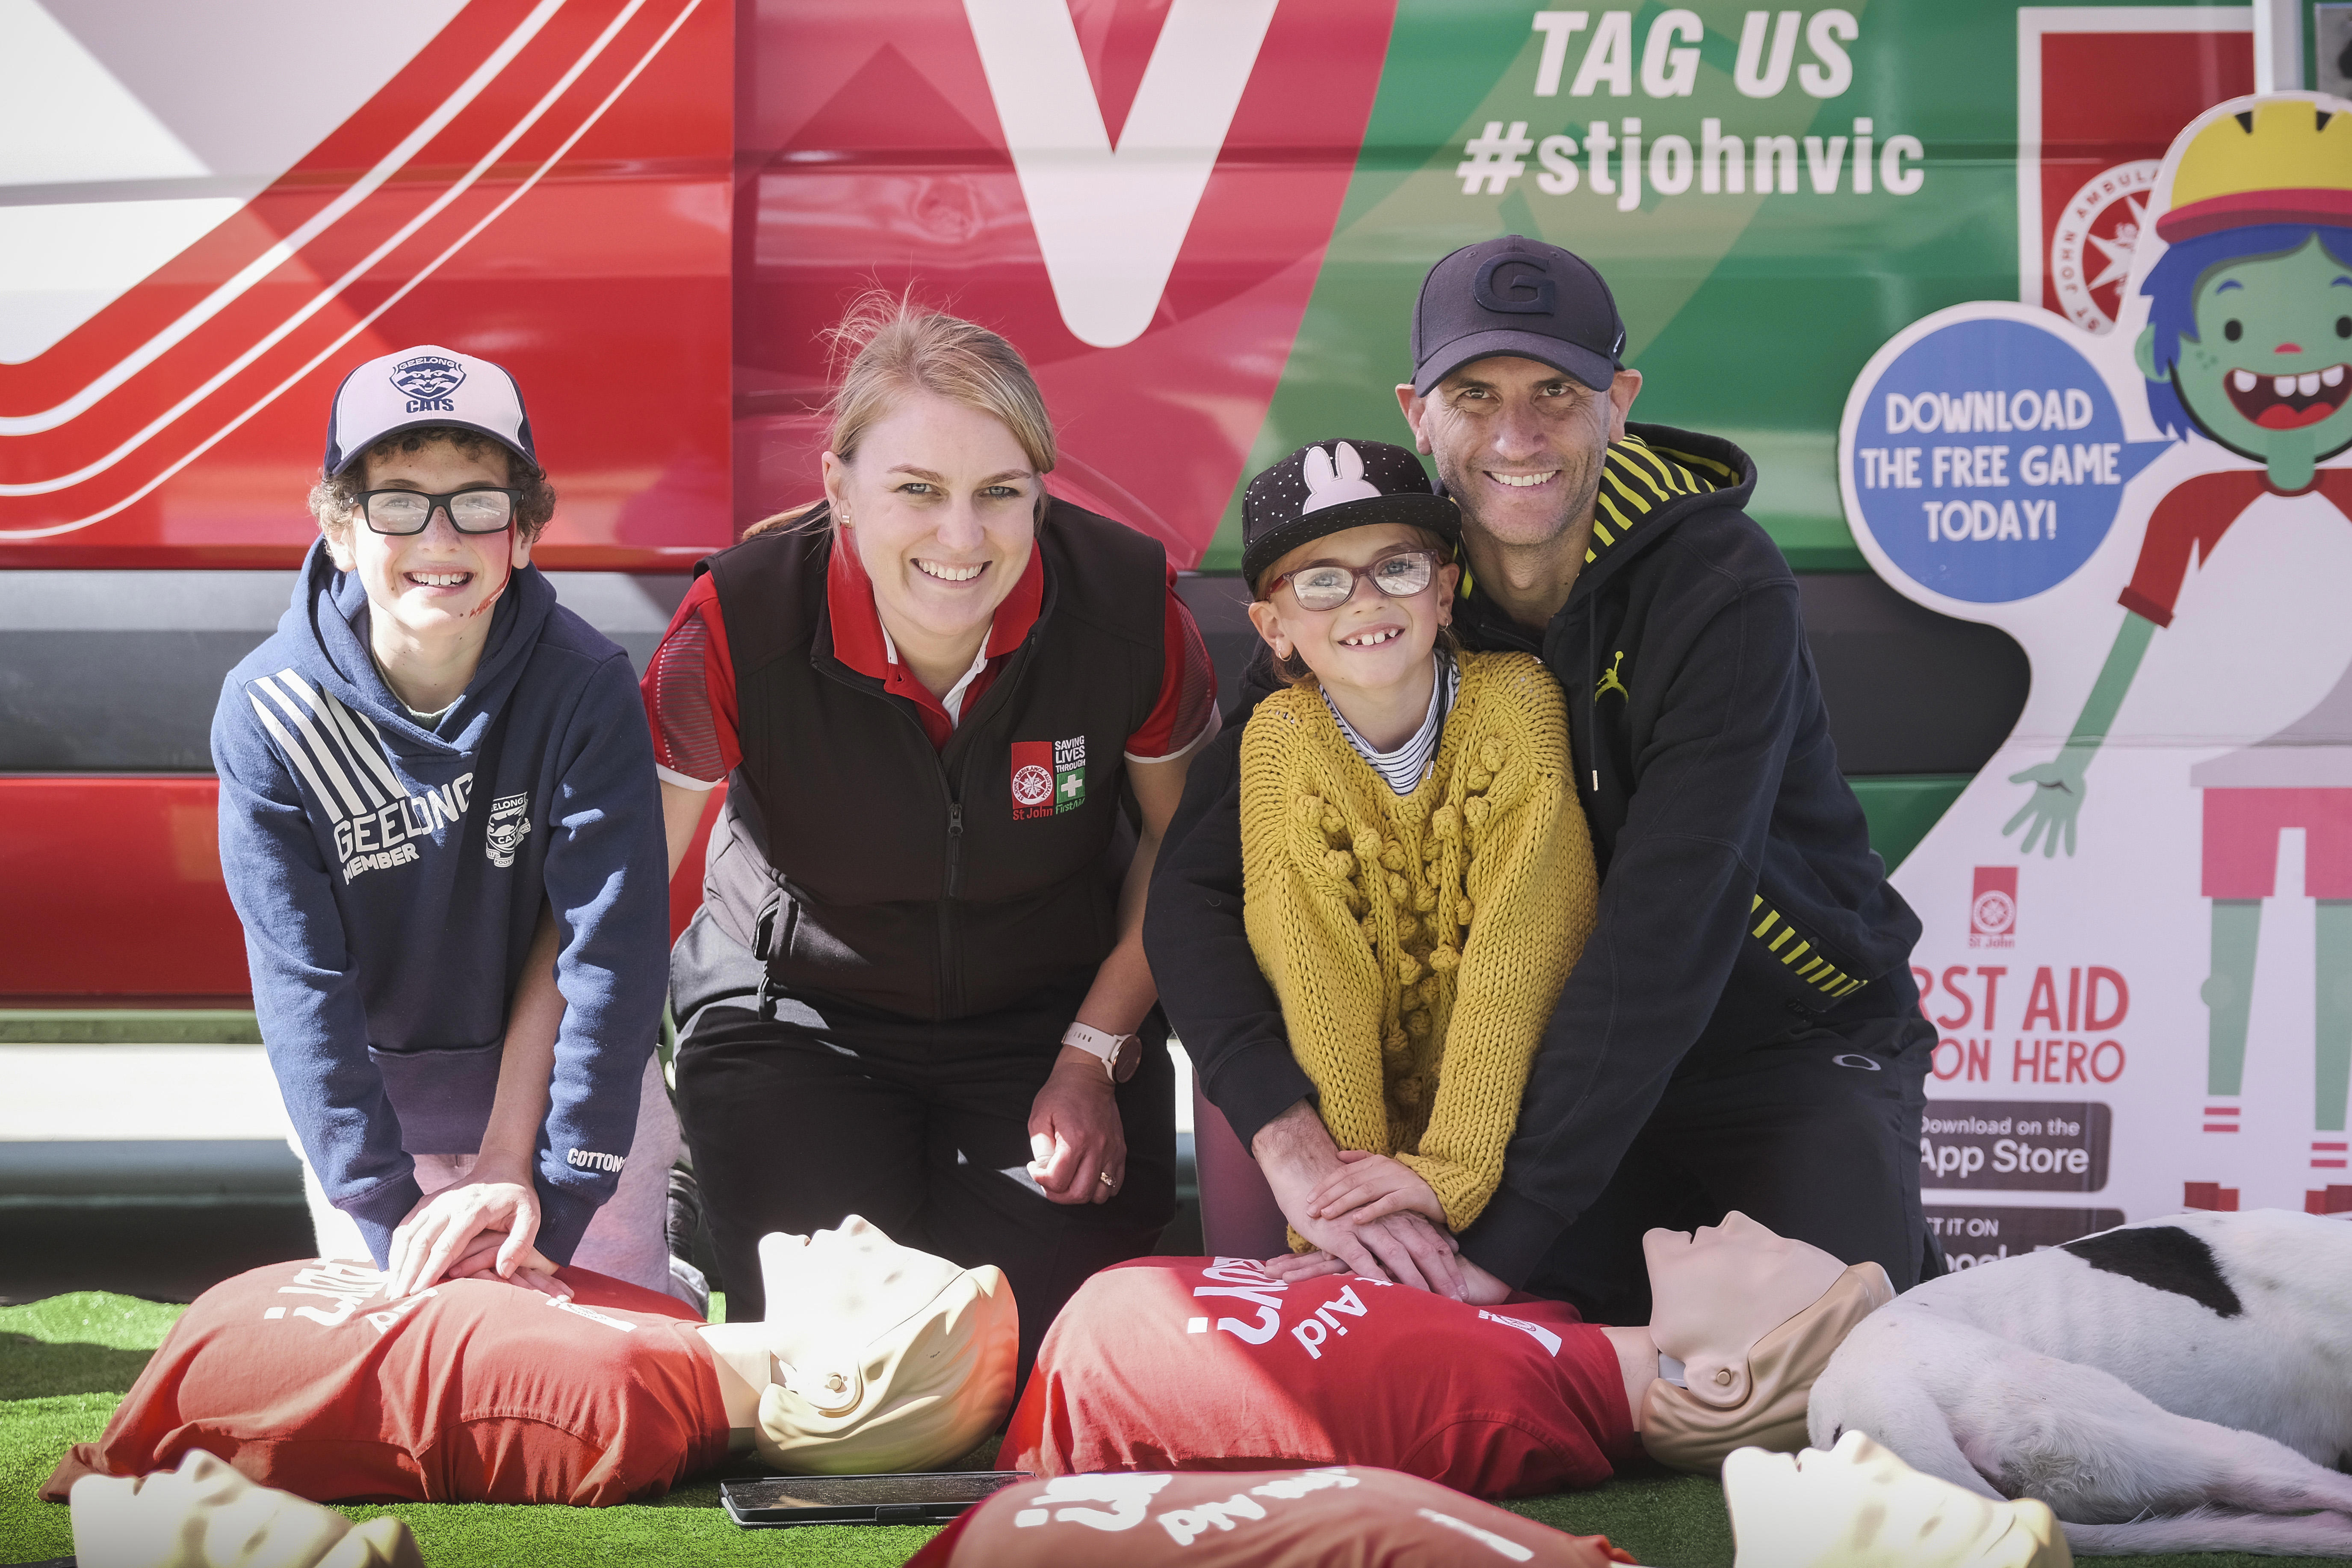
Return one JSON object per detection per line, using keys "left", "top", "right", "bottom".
{"left": 699, "top": 500, "right": 1167, "bottom": 1020}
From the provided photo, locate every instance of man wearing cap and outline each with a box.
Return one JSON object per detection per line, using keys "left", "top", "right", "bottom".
{"left": 210, "top": 345, "right": 680, "bottom": 1304}
{"left": 1148, "top": 239, "right": 1935, "bottom": 1319}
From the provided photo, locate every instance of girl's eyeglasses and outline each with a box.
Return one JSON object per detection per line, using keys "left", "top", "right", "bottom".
{"left": 1270, "top": 549, "right": 1445, "bottom": 611}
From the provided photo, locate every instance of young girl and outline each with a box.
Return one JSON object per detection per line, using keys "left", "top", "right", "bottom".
{"left": 1238, "top": 438, "right": 1598, "bottom": 1242}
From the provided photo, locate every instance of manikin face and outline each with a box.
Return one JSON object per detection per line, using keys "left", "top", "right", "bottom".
{"left": 71, "top": 1449, "right": 363, "bottom": 1567}
{"left": 326, "top": 439, "right": 529, "bottom": 640}
{"left": 1644, "top": 1211, "right": 1847, "bottom": 1407}
{"left": 1722, "top": 1431, "right": 2065, "bottom": 1568}
{"left": 822, "top": 393, "right": 1040, "bottom": 654}
{"left": 1395, "top": 354, "right": 1640, "bottom": 550}
{"left": 756, "top": 1215, "right": 963, "bottom": 1395}
{"left": 1247, "top": 522, "right": 1460, "bottom": 703}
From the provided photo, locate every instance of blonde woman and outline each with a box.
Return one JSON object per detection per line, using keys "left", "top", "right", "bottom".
{"left": 641, "top": 300, "right": 1218, "bottom": 1376}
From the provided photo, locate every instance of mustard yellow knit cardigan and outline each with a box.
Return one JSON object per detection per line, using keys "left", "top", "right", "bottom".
{"left": 1240, "top": 650, "right": 1599, "bottom": 1235}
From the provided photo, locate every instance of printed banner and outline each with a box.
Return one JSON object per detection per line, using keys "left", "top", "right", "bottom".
{"left": 1840, "top": 91, "right": 2352, "bottom": 1251}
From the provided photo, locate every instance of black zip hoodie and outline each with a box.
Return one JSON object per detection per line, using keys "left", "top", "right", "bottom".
{"left": 1143, "top": 422, "right": 1922, "bottom": 1287}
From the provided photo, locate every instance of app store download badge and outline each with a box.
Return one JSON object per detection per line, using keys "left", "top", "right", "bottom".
{"left": 1841, "top": 304, "right": 2170, "bottom": 605}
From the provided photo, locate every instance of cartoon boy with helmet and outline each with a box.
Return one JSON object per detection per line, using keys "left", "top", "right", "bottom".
{"left": 2005, "top": 99, "right": 2352, "bottom": 1175}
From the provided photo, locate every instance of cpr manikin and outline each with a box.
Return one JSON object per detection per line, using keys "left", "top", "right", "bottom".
{"left": 1632, "top": 1211, "right": 1894, "bottom": 1468}
{"left": 696, "top": 1215, "right": 1018, "bottom": 1473}
{"left": 68, "top": 1450, "right": 423, "bottom": 1568}
{"left": 1722, "top": 1432, "right": 2069, "bottom": 1568}
{"left": 1006, "top": 1212, "right": 1893, "bottom": 1487}
{"left": 46, "top": 1217, "right": 1017, "bottom": 1510}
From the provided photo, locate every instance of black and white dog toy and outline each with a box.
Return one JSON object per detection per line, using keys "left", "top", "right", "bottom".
{"left": 1810, "top": 1208, "right": 2352, "bottom": 1556}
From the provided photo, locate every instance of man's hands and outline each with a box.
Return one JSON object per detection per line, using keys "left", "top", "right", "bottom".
{"left": 1304, "top": 1148, "right": 1445, "bottom": 1228}
{"left": 385, "top": 1159, "right": 564, "bottom": 1299}
{"left": 1028, "top": 1045, "right": 1127, "bottom": 1205}
{"left": 1252, "top": 1101, "right": 1465, "bottom": 1299}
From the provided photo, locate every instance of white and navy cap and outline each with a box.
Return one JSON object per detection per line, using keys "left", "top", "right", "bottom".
{"left": 322, "top": 344, "right": 538, "bottom": 478}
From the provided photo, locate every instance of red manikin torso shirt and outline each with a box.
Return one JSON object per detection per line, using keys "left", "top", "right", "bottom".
{"left": 1004, "top": 1257, "right": 1640, "bottom": 1497}
{"left": 905, "top": 1465, "right": 1639, "bottom": 1567}
{"left": 44, "top": 1259, "right": 726, "bottom": 1506}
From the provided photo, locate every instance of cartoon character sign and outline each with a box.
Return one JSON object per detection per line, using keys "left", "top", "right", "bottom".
{"left": 2007, "top": 100, "right": 2352, "bottom": 1178}
{"left": 1840, "top": 93, "right": 2352, "bottom": 1242}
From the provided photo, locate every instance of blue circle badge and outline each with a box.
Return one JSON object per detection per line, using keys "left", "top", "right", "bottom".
{"left": 1846, "top": 315, "right": 2139, "bottom": 604}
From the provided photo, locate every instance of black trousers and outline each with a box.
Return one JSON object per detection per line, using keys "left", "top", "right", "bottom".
{"left": 1528, "top": 1013, "right": 1942, "bottom": 1324}
{"left": 669, "top": 909, "right": 1176, "bottom": 1385}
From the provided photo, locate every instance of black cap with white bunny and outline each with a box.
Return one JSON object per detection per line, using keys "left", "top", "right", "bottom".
{"left": 1242, "top": 438, "right": 1460, "bottom": 592}
{"left": 322, "top": 344, "right": 538, "bottom": 478}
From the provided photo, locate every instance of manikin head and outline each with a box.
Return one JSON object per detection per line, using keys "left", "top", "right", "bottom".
{"left": 1722, "top": 1431, "right": 2068, "bottom": 1568}
{"left": 70, "top": 1449, "right": 422, "bottom": 1568}
{"left": 1638, "top": 1212, "right": 1895, "bottom": 1471}
{"left": 749, "top": 1215, "right": 1018, "bottom": 1474}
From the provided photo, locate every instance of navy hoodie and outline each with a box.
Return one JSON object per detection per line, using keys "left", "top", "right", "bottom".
{"left": 1146, "top": 424, "right": 1923, "bottom": 1286}
{"left": 211, "top": 541, "right": 669, "bottom": 1267}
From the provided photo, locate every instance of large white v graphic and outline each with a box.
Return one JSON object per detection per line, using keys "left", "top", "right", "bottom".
{"left": 963, "top": 0, "right": 1280, "bottom": 348}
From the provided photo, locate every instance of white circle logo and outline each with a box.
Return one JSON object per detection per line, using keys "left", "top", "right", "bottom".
{"left": 1972, "top": 889, "right": 2017, "bottom": 936}
{"left": 1012, "top": 764, "right": 1053, "bottom": 807}
{"left": 2050, "top": 160, "right": 2160, "bottom": 335}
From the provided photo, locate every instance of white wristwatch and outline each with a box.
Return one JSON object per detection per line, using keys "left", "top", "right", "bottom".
{"left": 1062, "top": 1022, "right": 1143, "bottom": 1084}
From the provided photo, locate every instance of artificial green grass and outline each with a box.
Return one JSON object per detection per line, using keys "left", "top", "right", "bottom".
{"left": 0, "top": 1293, "right": 2341, "bottom": 1568}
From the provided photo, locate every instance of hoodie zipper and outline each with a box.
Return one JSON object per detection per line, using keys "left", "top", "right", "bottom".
{"left": 940, "top": 800, "right": 965, "bottom": 1016}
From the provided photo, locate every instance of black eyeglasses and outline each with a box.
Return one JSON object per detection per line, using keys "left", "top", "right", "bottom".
{"left": 1269, "top": 548, "right": 1445, "bottom": 611}
{"left": 358, "top": 487, "right": 522, "bottom": 536}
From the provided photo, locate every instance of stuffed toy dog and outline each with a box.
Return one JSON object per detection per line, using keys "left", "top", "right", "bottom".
{"left": 1810, "top": 1209, "right": 2352, "bottom": 1555}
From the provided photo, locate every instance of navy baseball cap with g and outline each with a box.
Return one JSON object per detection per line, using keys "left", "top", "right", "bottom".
{"left": 322, "top": 344, "right": 538, "bottom": 478}
{"left": 1410, "top": 236, "right": 1626, "bottom": 395}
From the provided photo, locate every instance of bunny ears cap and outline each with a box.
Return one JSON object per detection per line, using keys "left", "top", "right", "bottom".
{"left": 1241, "top": 439, "right": 1460, "bottom": 591}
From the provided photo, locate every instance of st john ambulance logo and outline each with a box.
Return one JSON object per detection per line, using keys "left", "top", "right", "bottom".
{"left": 1970, "top": 865, "right": 2018, "bottom": 949}
{"left": 1011, "top": 743, "right": 1055, "bottom": 818}
{"left": 1011, "top": 738, "right": 1087, "bottom": 821}
{"left": 390, "top": 353, "right": 466, "bottom": 413}
{"left": 2050, "top": 161, "right": 2159, "bottom": 335}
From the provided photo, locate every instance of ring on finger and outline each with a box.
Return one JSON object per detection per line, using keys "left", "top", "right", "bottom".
{"left": 1098, "top": 1171, "right": 1117, "bottom": 1188}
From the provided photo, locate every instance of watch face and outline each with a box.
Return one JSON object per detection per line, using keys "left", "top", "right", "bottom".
{"left": 1111, "top": 1034, "right": 1143, "bottom": 1083}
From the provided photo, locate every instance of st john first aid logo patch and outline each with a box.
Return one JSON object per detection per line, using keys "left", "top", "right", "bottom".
{"left": 1012, "top": 737, "right": 1087, "bottom": 821}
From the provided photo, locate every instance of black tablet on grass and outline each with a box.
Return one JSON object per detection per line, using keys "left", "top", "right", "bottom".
{"left": 720, "top": 1471, "right": 1032, "bottom": 1527}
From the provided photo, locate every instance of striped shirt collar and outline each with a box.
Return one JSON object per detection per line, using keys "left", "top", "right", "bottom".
{"left": 1325, "top": 650, "right": 1459, "bottom": 795}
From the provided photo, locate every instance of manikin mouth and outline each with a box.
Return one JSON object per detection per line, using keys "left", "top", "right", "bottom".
{"left": 2223, "top": 364, "right": 2348, "bottom": 430}
{"left": 914, "top": 558, "right": 987, "bottom": 583}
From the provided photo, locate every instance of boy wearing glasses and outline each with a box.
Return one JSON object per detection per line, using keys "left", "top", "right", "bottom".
{"left": 1232, "top": 439, "right": 1598, "bottom": 1248}
{"left": 210, "top": 345, "right": 679, "bottom": 1302}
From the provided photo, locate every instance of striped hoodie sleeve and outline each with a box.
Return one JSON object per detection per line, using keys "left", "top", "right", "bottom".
{"left": 211, "top": 671, "right": 423, "bottom": 1263}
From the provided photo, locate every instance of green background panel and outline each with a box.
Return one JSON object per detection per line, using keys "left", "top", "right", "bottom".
{"left": 1201, "top": 0, "right": 2244, "bottom": 575}
{"left": 1849, "top": 773, "right": 1970, "bottom": 870}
